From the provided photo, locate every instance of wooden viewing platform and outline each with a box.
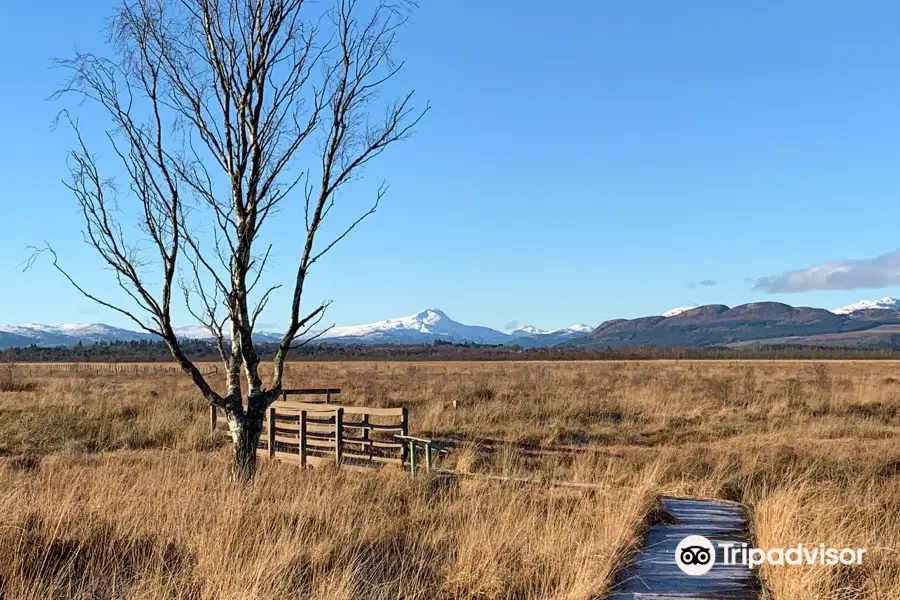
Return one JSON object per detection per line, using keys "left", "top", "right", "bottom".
{"left": 209, "top": 388, "right": 416, "bottom": 471}
{"left": 256, "top": 395, "right": 409, "bottom": 470}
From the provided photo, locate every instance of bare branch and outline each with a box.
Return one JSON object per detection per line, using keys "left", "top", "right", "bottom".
{"left": 24, "top": 244, "right": 161, "bottom": 336}
{"left": 250, "top": 283, "right": 282, "bottom": 330}
{"left": 308, "top": 182, "right": 384, "bottom": 267}
{"left": 290, "top": 324, "right": 333, "bottom": 349}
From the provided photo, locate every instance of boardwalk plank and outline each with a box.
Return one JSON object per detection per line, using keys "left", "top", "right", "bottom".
{"left": 609, "top": 497, "right": 764, "bottom": 600}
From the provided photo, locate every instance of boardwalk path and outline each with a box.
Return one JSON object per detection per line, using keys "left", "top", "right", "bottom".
{"left": 609, "top": 497, "right": 765, "bottom": 599}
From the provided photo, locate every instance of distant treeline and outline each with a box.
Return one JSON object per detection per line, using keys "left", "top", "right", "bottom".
{"left": 5, "top": 338, "right": 900, "bottom": 362}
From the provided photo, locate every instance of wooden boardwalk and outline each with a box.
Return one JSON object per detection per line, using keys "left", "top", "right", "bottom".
{"left": 609, "top": 497, "right": 765, "bottom": 600}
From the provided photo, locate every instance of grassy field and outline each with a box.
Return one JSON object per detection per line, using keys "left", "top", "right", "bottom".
{"left": 0, "top": 360, "right": 898, "bottom": 599}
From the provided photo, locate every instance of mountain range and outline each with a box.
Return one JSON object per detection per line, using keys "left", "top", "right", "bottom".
{"left": 0, "top": 309, "right": 591, "bottom": 350}
{"left": 5, "top": 298, "right": 900, "bottom": 350}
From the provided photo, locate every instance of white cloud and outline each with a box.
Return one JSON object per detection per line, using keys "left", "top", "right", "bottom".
{"left": 754, "top": 249, "right": 900, "bottom": 293}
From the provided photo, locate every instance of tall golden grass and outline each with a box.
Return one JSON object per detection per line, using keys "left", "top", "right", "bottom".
{"left": 0, "top": 360, "right": 897, "bottom": 599}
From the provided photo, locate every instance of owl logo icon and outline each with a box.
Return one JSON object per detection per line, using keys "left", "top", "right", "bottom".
{"left": 675, "top": 535, "right": 715, "bottom": 576}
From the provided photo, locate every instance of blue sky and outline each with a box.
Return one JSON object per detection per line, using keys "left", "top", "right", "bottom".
{"left": 3, "top": 0, "right": 900, "bottom": 332}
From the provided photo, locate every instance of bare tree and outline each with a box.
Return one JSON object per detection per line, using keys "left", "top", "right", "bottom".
{"left": 33, "top": 0, "right": 426, "bottom": 480}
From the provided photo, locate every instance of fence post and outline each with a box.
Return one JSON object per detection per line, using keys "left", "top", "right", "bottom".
{"left": 335, "top": 407, "right": 344, "bottom": 466}
{"left": 362, "top": 414, "right": 371, "bottom": 459}
{"left": 209, "top": 405, "right": 217, "bottom": 435}
{"left": 326, "top": 390, "right": 332, "bottom": 404}
{"left": 425, "top": 443, "right": 433, "bottom": 474}
{"left": 267, "top": 407, "right": 276, "bottom": 458}
{"left": 400, "top": 407, "right": 409, "bottom": 464}
{"left": 299, "top": 410, "right": 307, "bottom": 468}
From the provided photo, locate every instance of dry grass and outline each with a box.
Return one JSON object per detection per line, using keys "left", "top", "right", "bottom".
{"left": 0, "top": 452, "right": 657, "bottom": 600}
{"left": 0, "top": 360, "right": 898, "bottom": 599}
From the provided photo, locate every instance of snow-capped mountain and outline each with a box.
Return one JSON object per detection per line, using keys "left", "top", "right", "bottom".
{"left": 663, "top": 306, "right": 698, "bottom": 317}
{"left": 504, "top": 323, "right": 594, "bottom": 347}
{"left": 831, "top": 297, "right": 900, "bottom": 314}
{"left": 0, "top": 310, "right": 594, "bottom": 349}
{"left": 172, "top": 325, "right": 218, "bottom": 340}
{"left": 312, "top": 309, "right": 513, "bottom": 345}
{"left": 507, "top": 324, "right": 593, "bottom": 337}
{"left": 0, "top": 323, "right": 156, "bottom": 348}
{"left": 171, "top": 325, "right": 283, "bottom": 343}
{"left": 173, "top": 310, "right": 594, "bottom": 346}
{"left": 171, "top": 310, "right": 513, "bottom": 345}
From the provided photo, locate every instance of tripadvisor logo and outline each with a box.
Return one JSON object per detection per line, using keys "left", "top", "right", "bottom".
{"left": 675, "top": 535, "right": 867, "bottom": 576}
{"left": 676, "top": 535, "right": 716, "bottom": 576}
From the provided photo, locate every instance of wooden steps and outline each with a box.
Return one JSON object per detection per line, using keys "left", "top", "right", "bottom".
{"left": 609, "top": 497, "right": 765, "bottom": 600}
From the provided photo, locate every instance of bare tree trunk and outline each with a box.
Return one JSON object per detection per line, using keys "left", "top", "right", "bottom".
{"left": 227, "top": 405, "right": 264, "bottom": 482}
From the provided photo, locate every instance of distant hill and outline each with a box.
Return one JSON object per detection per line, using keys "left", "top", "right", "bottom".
{"left": 568, "top": 302, "right": 900, "bottom": 348}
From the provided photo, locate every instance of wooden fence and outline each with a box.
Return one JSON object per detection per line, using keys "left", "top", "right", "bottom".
{"left": 258, "top": 400, "right": 408, "bottom": 470}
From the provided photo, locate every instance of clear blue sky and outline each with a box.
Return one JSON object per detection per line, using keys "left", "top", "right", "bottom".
{"left": 3, "top": 0, "right": 900, "bottom": 331}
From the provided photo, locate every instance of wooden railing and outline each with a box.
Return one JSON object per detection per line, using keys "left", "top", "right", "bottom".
{"left": 281, "top": 387, "right": 340, "bottom": 403}
{"left": 394, "top": 435, "right": 449, "bottom": 475}
{"left": 209, "top": 387, "right": 340, "bottom": 434}
{"left": 258, "top": 400, "right": 409, "bottom": 470}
